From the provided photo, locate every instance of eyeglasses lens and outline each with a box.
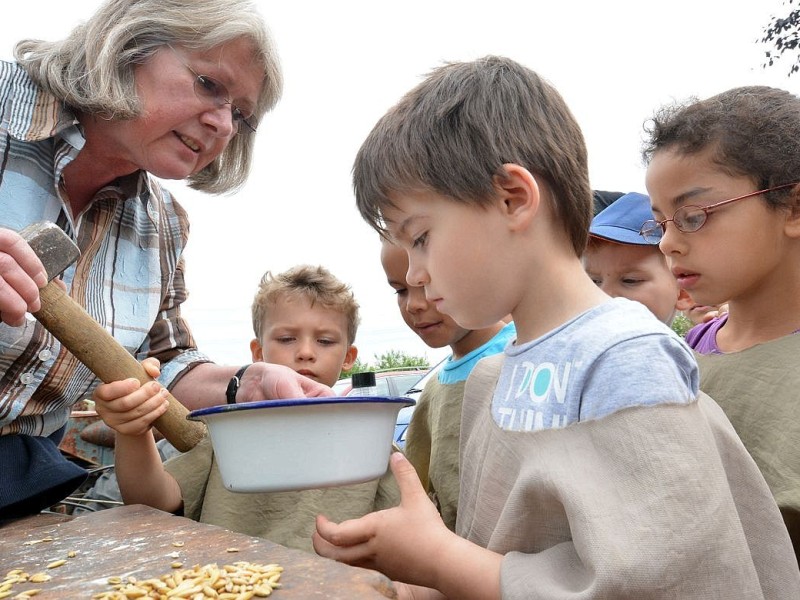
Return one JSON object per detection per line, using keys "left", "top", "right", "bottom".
{"left": 640, "top": 222, "right": 662, "bottom": 244}
{"left": 193, "top": 76, "right": 226, "bottom": 105}
{"left": 674, "top": 207, "right": 706, "bottom": 233}
{"left": 192, "top": 75, "right": 253, "bottom": 133}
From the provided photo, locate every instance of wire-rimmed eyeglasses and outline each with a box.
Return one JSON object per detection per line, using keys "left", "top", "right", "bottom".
{"left": 639, "top": 182, "right": 799, "bottom": 244}
{"left": 168, "top": 46, "right": 257, "bottom": 134}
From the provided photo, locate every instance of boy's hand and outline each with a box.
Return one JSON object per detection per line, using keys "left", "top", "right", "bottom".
{"left": 239, "top": 362, "right": 335, "bottom": 401}
{"left": 313, "top": 452, "right": 452, "bottom": 588}
{"left": 393, "top": 583, "right": 446, "bottom": 600}
{"left": 93, "top": 358, "right": 169, "bottom": 436}
{"left": 702, "top": 303, "right": 729, "bottom": 323}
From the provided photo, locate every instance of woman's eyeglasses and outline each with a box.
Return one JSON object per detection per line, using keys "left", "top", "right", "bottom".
{"left": 639, "top": 182, "right": 799, "bottom": 244}
{"left": 169, "top": 46, "right": 257, "bottom": 134}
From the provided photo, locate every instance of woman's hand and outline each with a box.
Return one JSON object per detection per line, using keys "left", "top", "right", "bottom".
{"left": 0, "top": 228, "right": 48, "bottom": 326}
{"left": 239, "top": 362, "right": 335, "bottom": 401}
{"left": 93, "top": 358, "right": 169, "bottom": 436}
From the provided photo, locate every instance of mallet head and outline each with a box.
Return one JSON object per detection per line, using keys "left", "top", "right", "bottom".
{"left": 18, "top": 222, "right": 80, "bottom": 283}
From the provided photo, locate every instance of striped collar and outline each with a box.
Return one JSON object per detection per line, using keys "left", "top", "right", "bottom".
{"left": 1, "top": 60, "right": 155, "bottom": 212}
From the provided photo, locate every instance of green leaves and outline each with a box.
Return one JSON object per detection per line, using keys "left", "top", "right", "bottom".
{"left": 340, "top": 350, "right": 430, "bottom": 379}
{"left": 760, "top": 2, "right": 800, "bottom": 76}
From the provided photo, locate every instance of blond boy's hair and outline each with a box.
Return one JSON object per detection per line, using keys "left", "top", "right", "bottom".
{"left": 251, "top": 265, "right": 360, "bottom": 345}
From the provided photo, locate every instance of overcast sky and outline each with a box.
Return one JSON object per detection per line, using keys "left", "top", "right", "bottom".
{"left": 2, "top": 0, "right": 794, "bottom": 368}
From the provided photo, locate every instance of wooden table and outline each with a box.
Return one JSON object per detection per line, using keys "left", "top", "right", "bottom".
{"left": 0, "top": 505, "right": 396, "bottom": 599}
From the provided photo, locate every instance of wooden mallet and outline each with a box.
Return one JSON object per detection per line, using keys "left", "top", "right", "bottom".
{"left": 20, "top": 221, "right": 205, "bottom": 451}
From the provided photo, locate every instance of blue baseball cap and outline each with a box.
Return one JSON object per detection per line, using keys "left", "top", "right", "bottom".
{"left": 589, "top": 192, "right": 654, "bottom": 246}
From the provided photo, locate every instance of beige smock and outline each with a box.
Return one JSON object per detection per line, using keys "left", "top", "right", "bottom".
{"left": 457, "top": 354, "right": 800, "bottom": 599}
{"left": 695, "top": 334, "right": 800, "bottom": 561}
{"left": 166, "top": 436, "right": 399, "bottom": 553}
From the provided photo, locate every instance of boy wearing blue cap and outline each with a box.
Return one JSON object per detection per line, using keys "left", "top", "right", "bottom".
{"left": 583, "top": 191, "right": 691, "bottom": 324}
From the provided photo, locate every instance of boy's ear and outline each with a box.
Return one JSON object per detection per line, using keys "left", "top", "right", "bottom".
{"left": 341, "top": 345, "right": 358, "bottom": 371}
{"left": 249, "top": 338, "right": 264, "bottom": 363}
{"left": 675, "top": 289, "right": 694, "bottom": 312}
{"left": 494, "top": 163, "right": 540, "bottom": 230}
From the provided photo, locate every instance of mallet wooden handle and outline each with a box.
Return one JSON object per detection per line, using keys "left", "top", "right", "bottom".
{"left": 33, "top": 281, "right": 206, "bottom": 452}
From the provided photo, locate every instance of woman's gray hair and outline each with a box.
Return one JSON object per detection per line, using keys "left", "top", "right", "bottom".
{"left": 14, "top": 0, "right": 283, "bottom": 194}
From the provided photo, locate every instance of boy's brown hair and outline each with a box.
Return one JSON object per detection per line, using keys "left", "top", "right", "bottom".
{"left": 251, "top": 265, "right": 360, "bottom": 345}
{"left": 643, "top": 86, "right": 800, "bottom": 211}
{"left": 352, "top": 55, "right": 592, "bottom": 256}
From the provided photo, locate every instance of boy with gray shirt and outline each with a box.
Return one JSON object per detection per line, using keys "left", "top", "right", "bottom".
{"left": 312, "top": 56, "right": 800, "bottom": 599}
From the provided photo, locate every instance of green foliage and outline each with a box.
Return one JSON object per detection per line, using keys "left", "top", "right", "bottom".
{"left": 671, "top": 314, "right": 692, "bottom": 338}
{"left": 761, "top": 0, "right": 800, "bottom": 76}
{"left": 339, "top": 350, "right": 430, "bottom": 379}
{"left": 373, "top": 350, "right": 430, "bottom": 370}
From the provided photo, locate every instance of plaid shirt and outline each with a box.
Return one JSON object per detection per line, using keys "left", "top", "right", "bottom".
{"left": 0, "top": 61, "right": 210, "bottom": 437}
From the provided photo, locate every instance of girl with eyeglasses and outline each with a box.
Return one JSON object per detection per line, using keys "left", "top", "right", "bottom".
{"left": 643, "top": 85, "right": 800, "bottom": 563}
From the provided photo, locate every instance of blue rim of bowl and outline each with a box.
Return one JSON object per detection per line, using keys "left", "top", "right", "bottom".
{"left": 187, "top": 395, "right": 415, "bottom": 420}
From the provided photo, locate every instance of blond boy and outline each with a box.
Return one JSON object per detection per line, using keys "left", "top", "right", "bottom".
{"left": 249, "top": 265, "right": 359, "bottom": 386}
{"left": 94, "top": 265, "right": 398, "bottom": 552}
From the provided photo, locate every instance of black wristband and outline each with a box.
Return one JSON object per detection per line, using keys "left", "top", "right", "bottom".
{"left": 226, "top": 364, "right": 251, "bottom": 405}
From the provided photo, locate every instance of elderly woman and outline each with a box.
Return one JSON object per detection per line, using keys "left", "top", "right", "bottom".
{"left": 0, "top": 0, "right": 329, "bottom": 519}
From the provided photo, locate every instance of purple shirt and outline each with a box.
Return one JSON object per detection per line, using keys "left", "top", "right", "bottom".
{"left": 685, "top": 315, "right": 728, "bottom": 355}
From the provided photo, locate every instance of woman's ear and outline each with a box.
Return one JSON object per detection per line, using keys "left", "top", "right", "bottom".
{"left": 493, "top": 163, "right": 540, "bottom": 231}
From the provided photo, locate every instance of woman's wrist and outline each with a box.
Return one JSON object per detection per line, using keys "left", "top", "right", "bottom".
{"left": 225, "top": 364, "right": 252, "bottom": 404}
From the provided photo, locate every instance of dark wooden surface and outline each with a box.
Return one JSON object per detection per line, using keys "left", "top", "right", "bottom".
{"left": 1, "top": 504, "right": 396, "bottom": 599}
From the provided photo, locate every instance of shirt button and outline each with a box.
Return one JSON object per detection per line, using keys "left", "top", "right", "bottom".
{"left": 39, "top": 349, "right": 52, "bottom": 361}
{"left": 20, "top": 372, "right": 34, "bottom": 385}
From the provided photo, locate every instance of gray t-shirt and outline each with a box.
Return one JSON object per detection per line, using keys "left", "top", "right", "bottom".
{"left": 492, "top": 298, "right": 698, "bottom": 431}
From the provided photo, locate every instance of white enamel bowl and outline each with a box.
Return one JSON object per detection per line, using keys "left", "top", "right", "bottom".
{"left": 188, "top": 396, "right": 414, "bottom": 493}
